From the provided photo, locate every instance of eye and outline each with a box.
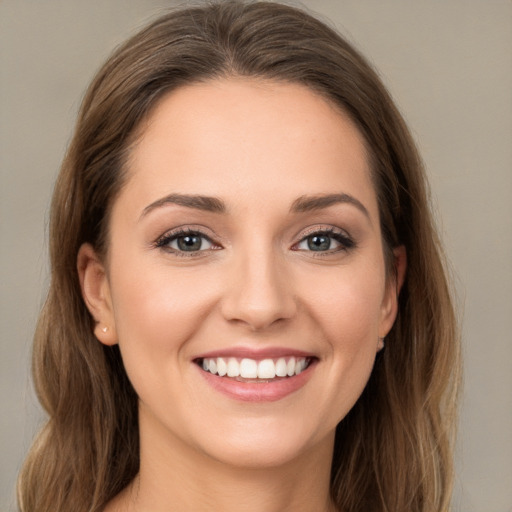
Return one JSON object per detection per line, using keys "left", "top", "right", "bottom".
{"left": 156, "top": 229, "right": 216, "bottom": 253}
{"left": 294, "top": 229, "right": 354, "bottom": 253}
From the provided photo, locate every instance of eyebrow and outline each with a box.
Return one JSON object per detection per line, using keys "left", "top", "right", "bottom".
{"left": 290, "top": 193, "right": 370, "bottom": 219}
{"left": 140, "top": 193, "right": 226, "bottom": 219}
{"left": 140, "top": 192, "right": 369, "bottom": 220}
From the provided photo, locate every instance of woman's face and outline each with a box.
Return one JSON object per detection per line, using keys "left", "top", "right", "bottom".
{"left": 81, "top": 78, "right": 401, "bottom": 469}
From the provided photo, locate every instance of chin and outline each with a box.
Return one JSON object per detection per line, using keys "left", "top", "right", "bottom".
{"left": 189, "top": 413, "right": 334, "bottom": 470}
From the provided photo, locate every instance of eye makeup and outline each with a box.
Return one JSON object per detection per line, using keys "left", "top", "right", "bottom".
{"left": 292, "top": 225, "right": 356, "bottom": 255}
{"left": 153, "top": 222, "right": 356, "bottom": 260}
{"left": 154, "top": 226, "right": 222, "bottom": 258}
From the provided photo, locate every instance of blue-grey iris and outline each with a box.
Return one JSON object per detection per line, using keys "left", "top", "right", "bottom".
{"left": 177, "top": 235, "right": 202, "bottom": 251}
{"left": 308, "top": 235, "right": 331, "bottom": 251}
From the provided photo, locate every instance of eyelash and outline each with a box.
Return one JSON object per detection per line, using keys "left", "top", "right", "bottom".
{"left": 292, "top": 227, "right": 355, "bottom": 255}
{"left": 155, "top": 228, "right": 220, "bottom": 257}
{"left": 154, "top": 226, "right": 355, "bottom": 257}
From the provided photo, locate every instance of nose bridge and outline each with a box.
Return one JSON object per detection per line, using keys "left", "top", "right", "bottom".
{"left": 221, "top": 237, "right": 296, "bottom": 330}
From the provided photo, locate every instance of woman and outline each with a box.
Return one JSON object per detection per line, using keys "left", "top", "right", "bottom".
{"left": 18, "top": 1, "right": 460, "bottom": 511}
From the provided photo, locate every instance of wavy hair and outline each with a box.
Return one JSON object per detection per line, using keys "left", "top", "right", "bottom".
{"left": 18, "top": 1, "right": 460, "bottom": 511}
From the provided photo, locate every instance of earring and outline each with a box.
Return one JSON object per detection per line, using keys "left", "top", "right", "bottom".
{"left": 378, "top": 336, "right": 385, "bottom": 350}
{"left": 102, "top": 326, "right": 108, "bottom": 333}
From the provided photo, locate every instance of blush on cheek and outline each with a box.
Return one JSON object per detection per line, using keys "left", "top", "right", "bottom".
{"left": 111, "top": 265, "right": 224, "bottom": 375}
{"left": 315, "top": 286, "right": 382, "bottom": 343}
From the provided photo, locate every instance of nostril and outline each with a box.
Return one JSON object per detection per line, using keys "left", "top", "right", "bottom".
{"left": 221, "top": 293, "right": 297, "bottom": 331}
{"left": 219, "top": 256, "right": 297, "bottom": 329}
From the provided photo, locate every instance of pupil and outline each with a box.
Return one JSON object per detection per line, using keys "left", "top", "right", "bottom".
{"left": 178, "top": 235, "right": 202, "bottom": 251}
{"left": 308, "top": 235, "right": 330, "bottom": 251}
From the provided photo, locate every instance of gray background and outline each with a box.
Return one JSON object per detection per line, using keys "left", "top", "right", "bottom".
{"left": 1, "top": 1, "right": 511, "bottom": 511}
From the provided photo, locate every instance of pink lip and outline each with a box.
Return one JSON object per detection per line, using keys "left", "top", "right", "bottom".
{"left": 195, "top": 346, "right": 316, "bottom": 361}
{"left": 195, "top": 358, "right": 317, "bottom": 403}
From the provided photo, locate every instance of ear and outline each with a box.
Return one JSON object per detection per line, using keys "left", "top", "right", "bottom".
{"left": 378, "top": 245, "right": 407, "bottom": 341}
{"left": 77, "top": 243, "right": 118, "bottom": 345}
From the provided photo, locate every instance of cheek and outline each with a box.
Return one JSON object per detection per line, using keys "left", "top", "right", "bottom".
{"left": 302, "top": 260, "right": 386, "bottom": 345}
{"left": 297, "top": 261, "right": 386, "bottom": 419}
{"left": 107, "top": 261, "right": 225, "bottom": 430}
{"left": 320, "top": 283, "right": 382, "bottom": 371}
{"left": 108, "top": 257, "right": 220, "bottom": 370}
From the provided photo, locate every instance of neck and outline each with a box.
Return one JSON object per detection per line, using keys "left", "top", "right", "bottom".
{"left": 110, "top": 412, "right": 338, "bottom": 512}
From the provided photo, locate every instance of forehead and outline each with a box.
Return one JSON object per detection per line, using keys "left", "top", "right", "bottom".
{"left": 121, "top": 77, "right": 377, "bottom": 218}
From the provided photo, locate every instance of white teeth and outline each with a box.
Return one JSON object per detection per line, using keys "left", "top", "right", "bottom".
{"left": 227, "top": 358, "right": 240, "bottom": 377}
{"left": 275, "top": 358, "right": 288, "bottom": 377}
{"left": 201, "top": 356, "right": 310, "bottom": 379}
{"left": 240, "top": 358, "right": 258, "bottom": 378}
{"left": 208, "top": 359, "right": 217, "bottom": 374}
{"left": 258, "top": 359, "right": 276, "bottom": 379}
{"left": 287, "top": 357, "right": 296, "bottom": 377}
{"left": 217, "top": 357, "right": 227, "bottom": 376}
{"left": 295, "top": 358, "right": 307, "bottom": 375}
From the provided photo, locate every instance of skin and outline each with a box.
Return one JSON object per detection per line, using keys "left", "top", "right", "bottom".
{"left": 78, "top": 78, "right": 405, "bottom": 512}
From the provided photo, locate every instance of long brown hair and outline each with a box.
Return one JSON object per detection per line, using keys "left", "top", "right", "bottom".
{"left": 18, "top": 2, "right": 460, "bottom": 511}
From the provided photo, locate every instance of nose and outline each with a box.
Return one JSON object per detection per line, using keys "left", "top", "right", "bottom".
{"left": 220, "top": 247, "right": 297, "bottom": 331}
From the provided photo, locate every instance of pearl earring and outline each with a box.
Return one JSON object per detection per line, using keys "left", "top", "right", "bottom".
{"left": 102, "top": 326, "right": 108, "bottom": 333}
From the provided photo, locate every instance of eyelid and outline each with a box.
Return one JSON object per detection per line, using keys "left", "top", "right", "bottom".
{"left": 294, "top": 224, "right": 353, "bottom": 243}
{"left": 152, "top": 223, "right": 354, "bottom": 257}
{"left": 291, "top": 225, "right": 355, "bottom": 253}
{"left": 154, "top": 225, "right": 223, "bottom": 255}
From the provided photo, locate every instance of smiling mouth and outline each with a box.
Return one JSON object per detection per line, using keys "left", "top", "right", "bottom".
{"left": 196, "top": 356, "right": 313, "bottom": 382}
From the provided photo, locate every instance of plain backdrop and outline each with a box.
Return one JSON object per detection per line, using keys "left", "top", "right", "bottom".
{"left": 1, "top": 1, "right": 511, "bottom": 511}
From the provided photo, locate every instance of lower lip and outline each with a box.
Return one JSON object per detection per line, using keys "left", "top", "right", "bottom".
{"left": 196, "top": 361, "right": 316, "bottom": 402}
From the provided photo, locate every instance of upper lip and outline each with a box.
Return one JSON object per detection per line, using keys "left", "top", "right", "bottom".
{"left": 194, "top": 346, "right": 316, "bottom": 361}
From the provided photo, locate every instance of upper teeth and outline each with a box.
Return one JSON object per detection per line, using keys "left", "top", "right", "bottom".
{"left": 201, "top": 357, "right": 309, "bottom": 379}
